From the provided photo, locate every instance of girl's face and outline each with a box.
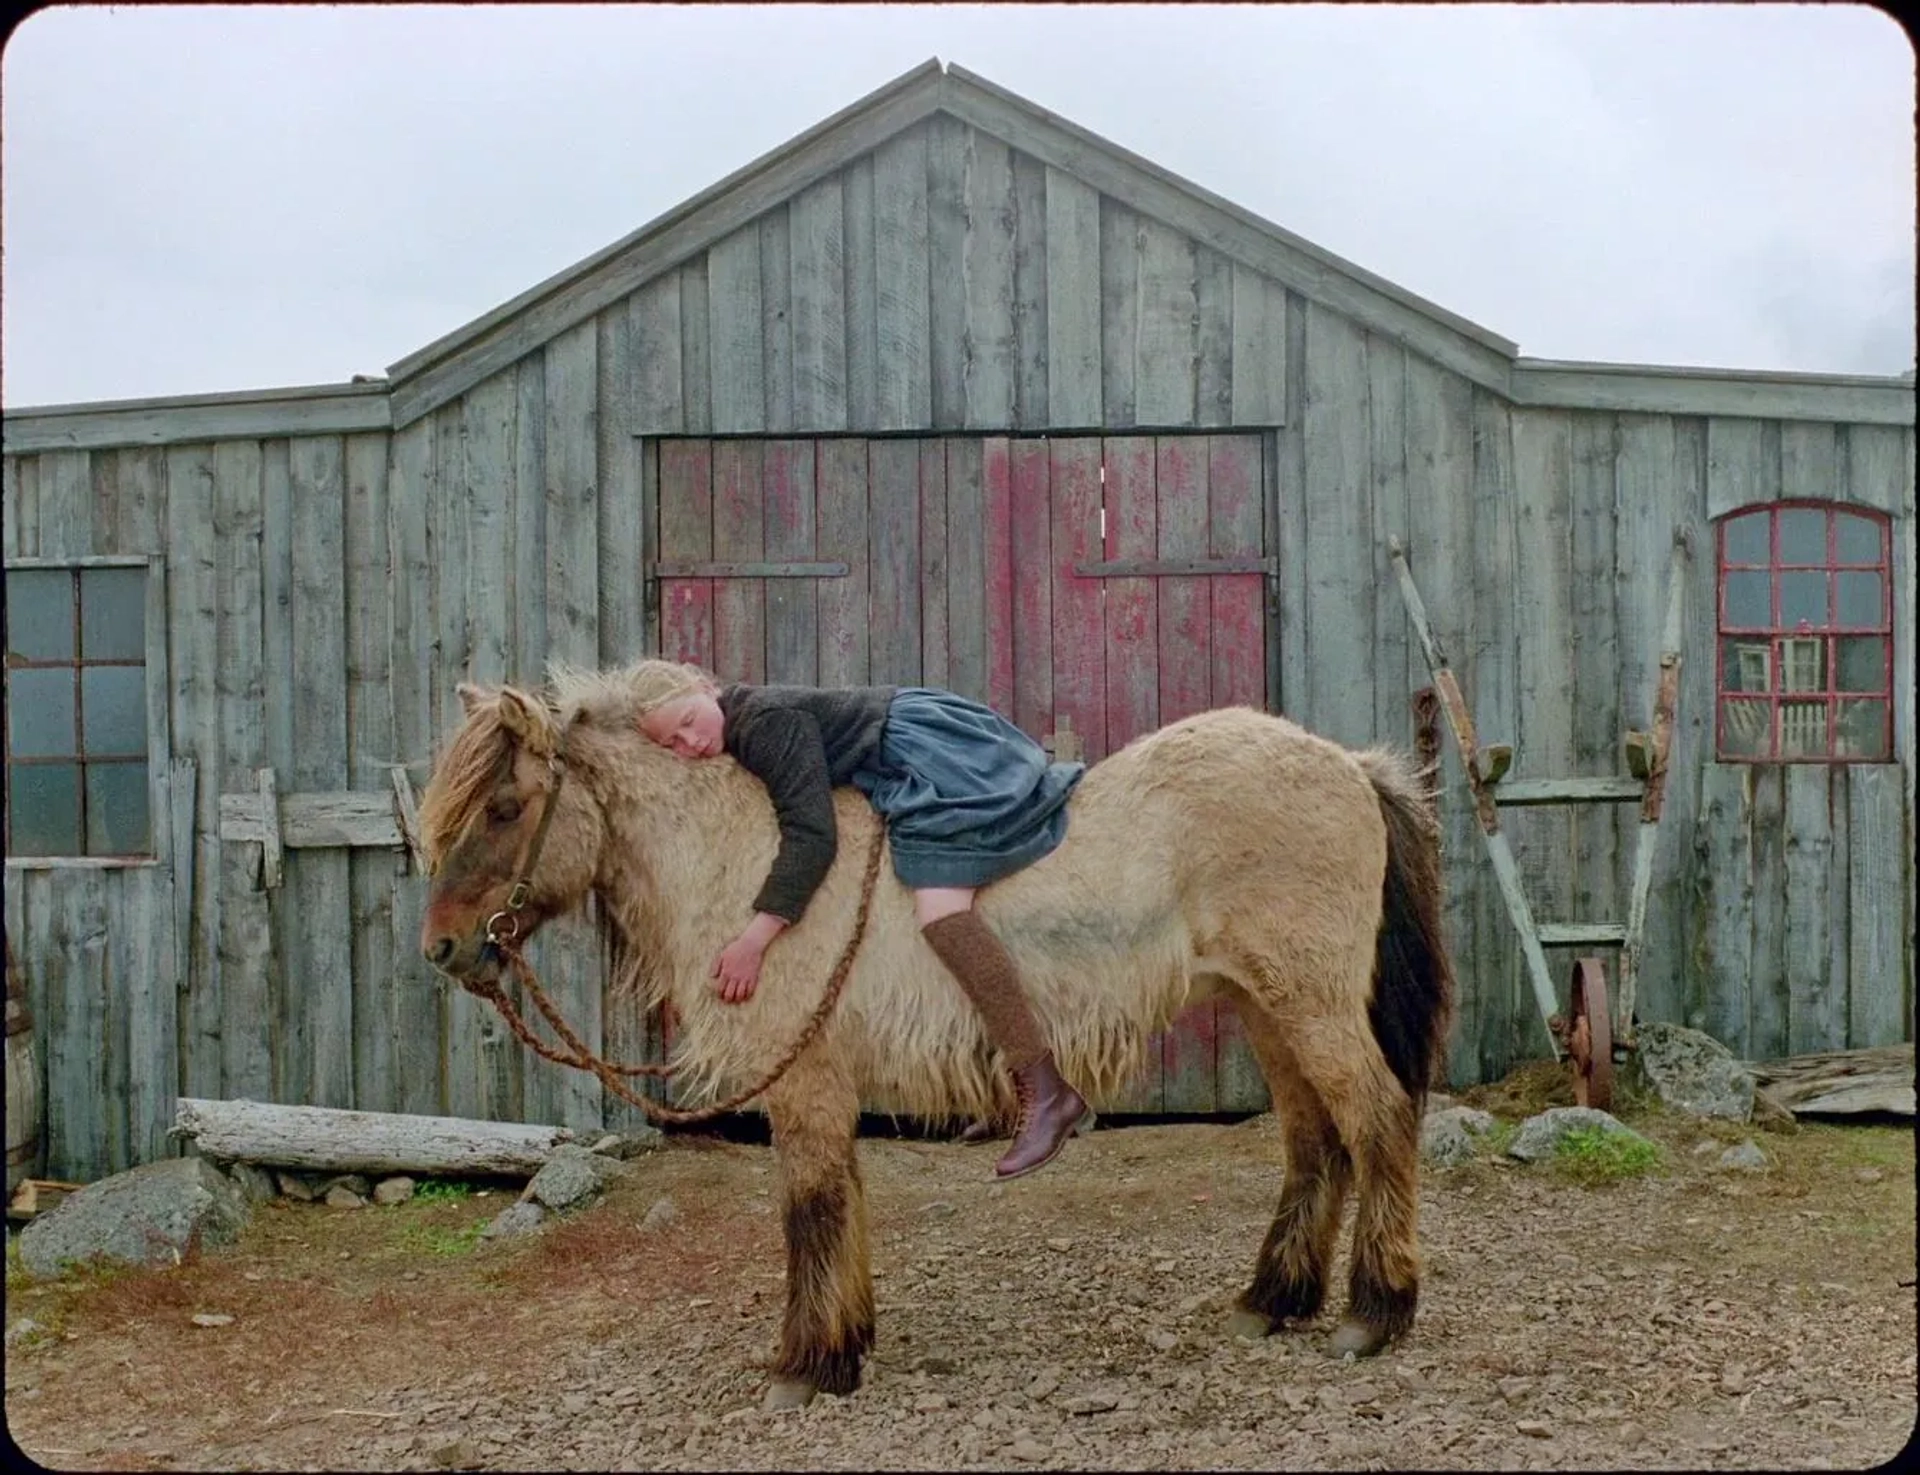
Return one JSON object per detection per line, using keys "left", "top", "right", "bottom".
{"left": 639, "top": 689, "right": 725, "bottom": 759}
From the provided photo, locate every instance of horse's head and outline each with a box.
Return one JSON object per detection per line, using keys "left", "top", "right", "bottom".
{"left": 417, "top": 681, "right": 604, "bottom": 984}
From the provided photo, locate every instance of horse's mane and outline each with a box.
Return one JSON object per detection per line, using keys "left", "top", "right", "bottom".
{"left": 417, "top": 661, "right": 675, "bottom": 870}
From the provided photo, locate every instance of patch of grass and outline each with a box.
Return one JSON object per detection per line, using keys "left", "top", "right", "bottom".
{"left": 409, "top": 1179, "right": 476, "bottom": 1205}
{"left": 399, "top": 1220, "right": 488, "bottom": 1257}
{"left": 1552, "top": 1125, "right": 1663, "bottom": 1186}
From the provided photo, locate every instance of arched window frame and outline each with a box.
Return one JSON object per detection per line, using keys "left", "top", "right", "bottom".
{"left": 1713, "top": 499, "right": 1894, "bottom": 763}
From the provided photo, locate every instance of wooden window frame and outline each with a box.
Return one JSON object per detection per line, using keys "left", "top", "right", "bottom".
{"left": 1713, "top": 500, "right": 1894, "bottom": 764}
{"left": 4, "top": 555, "right": 171, "bottom": 867}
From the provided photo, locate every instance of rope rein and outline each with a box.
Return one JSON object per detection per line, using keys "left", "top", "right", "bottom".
{"left": 464, "top": 816, "right": 888, "bottom": 1127}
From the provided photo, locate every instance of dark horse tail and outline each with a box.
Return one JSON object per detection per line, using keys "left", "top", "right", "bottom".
{"left": 1356, "top": 751, "right": 1455, "bottom": 1108}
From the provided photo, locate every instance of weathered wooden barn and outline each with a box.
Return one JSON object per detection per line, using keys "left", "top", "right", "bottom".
{"left": 5, "top": 61, "right": 1913, "bottom": 1182}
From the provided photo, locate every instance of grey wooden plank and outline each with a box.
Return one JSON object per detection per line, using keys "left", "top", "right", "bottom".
{"left": 1099, "top": 196, "right": 1140, "bottom": 429}
{"left": 1825, "top": 766, "right": 1851, "bottom": 1053}
{"left": 763, "top": 440, "right": 820, "bottom": 686}
{"left": 1299, "top": 302, "right": 1373, "bottom": 745}
{"left": 926, "top": 113, "right": 969, "bottom": 431}
{"left": 712, "top": 440, "right": 767, "bottom": 683}
{"left": 1845, "top": 424, "right": 1913, "bottom": 779}
{"left": 1511, "top": 361, "right": 1915, "bottom": 427}
{"left": 598, "top": 302, "right": 646, "bottom": 668}
{"left": 1610, "top": 413, "right": 1676, "bottom": 1024}
{"left": 535, "top": 317, "right": 604, "bottom": 1132}
{"left": 384, "top": 416, "right": 444, "bottom": 1116}
{"left": 1133, "top": 217, "right": 1197, "bottom": 428}
{"left": 1847, "top": 765, "right": 1909, "bottom": 1046}
{"left": 1368, "top": 337, "right": 1413, "bottom": 742}
{"left": 1782, "top": 766, "right": 1837, "bottom": 1053}
{"left": 705, "top": 224, "right": 766, "bottom": 435}
{"left": 287, "top": 435, "right": 354, "bottom": 1109}
{"left": 680, "top": 261, "right": 712, "bottom": 437}
{"left": 87, "top": 450, "right": 121, "bottom": 555}
{"left": 1193, "top": 246, "right": 1233, "bottom": 428}
{"left": 872, "top": 123, "right": 932, "bottom": 433}
{"left": 842, "top": 155, "right": 878, "bottom": 432}
{"left": 1231, "top": 269, "right": 1288, "bottom": 429}
{"left": 1695, "top": 765, "right": 1752, "bottom": 1055}
{"left": 4, "top": 387, "right": 392, "bottom": 454}
{"left": 1010, "top": 149, "right": 1048, "bottom": 431}
{"left": 39, "top": 449, "right": 92, "bottom": 558}
{"left": 867, "top": 437, "right": 922, "bottom": 684}
{"left": 513, "top": 355, "right": 549, "bottom": 685}
{"left": 1665, "top": 415, "right": 1714, "bottom": 1029}
{"left": 760, "top": 208, "right": 795, "bottom": 434}
{"left": 1403, "top": 353, "right": 1481, "bottom": 1085}
{"left": 1274, "top": 294, "right": 1307, "bottom": 719}
{"left": 944, "top": 438, "right": 986, "bottom": 702}
{"left": 1704, "top": 417, "right": 1770, "bottom": 521}
{"left": 115, "top": 446, "right": 166, "bottom": 552}
{"left": 790, "top": 175, "right": 850, "bottom": 432}
{"left": 385, "top": 65, "right": 946, "bottom": 426}
{"left": 164, "top": 442, "right": 224, "bottom": 1103}
{"left": 630, "top": 272, "right": 685, "bottom": 437}
{"left": 640, "top": 440, "right": 662, "bottom": 655}
{"left": 1470, "top": 388, "right": 1524, "bottom": 1077}
{"left": 1745, "top": 766, "right": 1790, "bottom": 1063}
{"left": 209, "top": 440, "right": 273, "bottom": 1103}
{"left": 961, "top": 130, "right": 1017, "bottom": 430}
{"left": 344, "top": 432, "right": 400, "bottom": 1115}
{"left": 2, "top": 452, "right": 34, "bottom": 556}
{"left": 462, "top": 370, "right": 517, "bottom": 685}
{"left": 1044, "top": 167, "right": 1102, "bottom": 429}
{"left": 46, "top": 874, "right": 111, "bottom": 1177}
{"left": 142, "top": 550, "right": 174, "bottom": 897}
{"left": 1567, "top": 412, "right": 1620, "bottom": 964}
{"left": 816, "top": 438, "right": 870, "bottom": 687}
{"left": 1779, "top": 420, "right": 1838, "bottom": 502}
{"left": 920, "top": 439, "right": 950, "bottom": 688}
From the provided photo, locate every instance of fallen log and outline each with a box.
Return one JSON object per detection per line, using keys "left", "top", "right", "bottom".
{"left": 172, "top": 1099, "right": 578, "bottom": 1177}
{"left": 1746, "top": 1044, "right": 1914, "bottom": 1118}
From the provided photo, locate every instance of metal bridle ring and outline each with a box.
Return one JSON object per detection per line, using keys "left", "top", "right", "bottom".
{"left": 485, "top": 911, "right": 519, "bottom": 945}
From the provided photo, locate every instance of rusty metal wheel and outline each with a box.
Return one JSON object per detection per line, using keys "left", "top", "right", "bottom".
{"left": 1567, "top": 958, "right": 1614, "bottom": 1111}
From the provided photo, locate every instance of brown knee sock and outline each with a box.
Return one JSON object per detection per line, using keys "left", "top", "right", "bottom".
{"left": 921, "top": 911, "right": 1049, "bottom": 1072}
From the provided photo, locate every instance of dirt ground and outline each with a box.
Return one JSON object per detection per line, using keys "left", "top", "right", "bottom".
{"left": 6, "top": 1073, "right": 1915, "bottom": 1472}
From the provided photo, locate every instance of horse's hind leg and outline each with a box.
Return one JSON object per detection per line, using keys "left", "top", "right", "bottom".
{"left": 762, "top": 1055, "right": 874, "bottom": 1409}
{"left": 1226, "top": 990, "right": 1353, "bottom": 1339}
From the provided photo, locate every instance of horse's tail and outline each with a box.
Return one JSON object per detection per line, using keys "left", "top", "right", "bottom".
{"left": 1354, "top": 749, "right": 1455, "bottom": 1109}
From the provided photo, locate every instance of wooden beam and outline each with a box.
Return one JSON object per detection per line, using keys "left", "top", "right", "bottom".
{"left": 389, "top": 766, "right": 428, "bottom": 873}
{"left": 172, "top": 1097, "right": 583, "bottom": 1177}
{"left": 1511, "top": 359, "right": 1914, "bottom": 427}
{"left": 256, "top": 768, "right": 284, "bottom": 888}
{"left": 1493, "top": 777, "right": 1646, "bottom": 806}
{"left": 2, "top": 383, "right": 392, "bottom": 453}
{"left": 219, "top": 784, "right": 405, "bottom": 852}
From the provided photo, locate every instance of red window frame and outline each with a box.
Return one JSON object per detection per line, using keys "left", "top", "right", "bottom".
{"left": 1713, "top": 499, "right": 1893, "bottom": 763}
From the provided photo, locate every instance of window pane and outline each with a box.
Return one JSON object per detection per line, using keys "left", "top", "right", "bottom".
{"left": 1836, "top": 636, "right": 1886, "bottom": 692}
{"left": 1778, "top": 571, "right": 1826, "bottom": 628}
{"left": 81, "top": 666, "right": 148, "bottom": 756}
{"left": 1722, "top": 511, "right": 1769, "bottom": 565}
{"left": 5, "top": 569, "right": 73, "bottom": 661}
{"left": 1836, "top": 571, "right": 1882, "bottom": 627}
{"left": 1719, "top": 699, "right": 1770, "bottom": 758}
{"left": 6, "top": 762, "right": 81, "bottom": 855}
{"left": 1836, "top": 700, "right": 1890, "bottom": 760}
{"left": 1722, "top": 639, "right": 1772, "bottom": 693}
{"left": 1777, "top": 637, "right": 1825, "bottom": 693}
{"left": 7, "top": 668, "right": 77, "bottom": 757}
{"left": 1835, "top": 512, "right": 1884, "bottom": 566}
{"left": 79, "top": 567, "right": 146, "bottom": 661}
{"left": 85, "top": 761, "right": 151, "bottom": 855}
{"left": 1723, "top": 571, "right": 1769, "bottom": 627}
{"left": 1777, "top": 701, "right": 1829, "bottom": 759}
{"left": 1777, "top": 507, "right": 1826, "bottom": 564}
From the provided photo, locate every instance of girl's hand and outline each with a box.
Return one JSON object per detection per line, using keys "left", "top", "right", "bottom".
{"left": 711, "top": 913, "right": 789, "bottom": 1004}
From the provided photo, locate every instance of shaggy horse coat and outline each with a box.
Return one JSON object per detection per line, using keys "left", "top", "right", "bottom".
{"left": 418, "top": 666, "right": 1453, "bottom": 1406}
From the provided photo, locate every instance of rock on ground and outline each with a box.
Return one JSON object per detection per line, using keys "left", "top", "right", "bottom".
{"left": 18, "top": 1157, "right": 250, "bottom": 1279}
{"left": 1421, "top": 1106, "right": 1496, "bottom": 1167}
{"left": 480, "top": 1201, "right": 547, "bottom": 1241}
{"left": 226, "top": 1162, "right": 279, "bottom": 1204}
{"left": 1718, "top": 1140, "right": 1768, "bottom": 1172}
{"left": 525, "top": 1143, "right": 621, "bottom": 1212}
{"left": 374, "top": 1175, "right": 417, "bottom": 1206}
{"left": 1625, "top": 1020, "right": 1756, "bottom": 1120}
{"left": 1505, "top": 1106, "right": 1653, "bottom": 1163}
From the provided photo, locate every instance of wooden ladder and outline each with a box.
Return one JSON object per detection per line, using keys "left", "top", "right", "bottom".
{"left": 1387, "top": 532, "right": 1690, "bottom": 1079}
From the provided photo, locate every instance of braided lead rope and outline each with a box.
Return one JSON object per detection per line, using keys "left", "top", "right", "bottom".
{"left": 465, "top": 818, "right": 887, "bottom": 1126}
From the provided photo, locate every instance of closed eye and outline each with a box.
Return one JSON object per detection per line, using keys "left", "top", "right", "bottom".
{"left": 487, "top": 795, "right": 523, "bottom": 824}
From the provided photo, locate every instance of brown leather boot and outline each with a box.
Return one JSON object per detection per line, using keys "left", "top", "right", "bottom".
{"left": 995, "top": 1053, "right": 1093, "bottom": 1179}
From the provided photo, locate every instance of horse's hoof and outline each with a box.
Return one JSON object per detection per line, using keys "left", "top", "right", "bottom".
{"left": 1225, "top": 1307, "right": 1273, "bottom": 1341}
{"left": 762, "top": 1377, "right": 817, "bottom": 1411}
{"left": 1329, "top": 1318, "right": 1391, "bottom": 1360}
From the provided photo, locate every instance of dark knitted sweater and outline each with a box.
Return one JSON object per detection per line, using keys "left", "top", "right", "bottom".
{"left": 719, "top": 683, "right": 897, "bottom": 922}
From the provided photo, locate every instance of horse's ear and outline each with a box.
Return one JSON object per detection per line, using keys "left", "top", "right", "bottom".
{"left": 457, "top": 682, "right": 495, "bottom": 717}
{"left": 496, "top": 685, "right": 559, "bottom": 757}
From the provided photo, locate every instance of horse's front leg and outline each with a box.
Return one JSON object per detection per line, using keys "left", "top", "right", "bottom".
{"left": 761, "top": 1054, "right": 873, "bottom": 1410}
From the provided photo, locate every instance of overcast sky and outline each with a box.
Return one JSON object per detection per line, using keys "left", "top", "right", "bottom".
{"left": 2, "top": 3, "right": 1912, "bottom": 409}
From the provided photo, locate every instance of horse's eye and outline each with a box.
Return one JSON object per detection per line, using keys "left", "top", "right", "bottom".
{"left": 488, "top": 795, "right": 523, "bottom": 824}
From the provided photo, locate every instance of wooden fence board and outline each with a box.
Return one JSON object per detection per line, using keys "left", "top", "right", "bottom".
{"left": 962, "top": 135, "right": 1017, "bottom": 430}
{"left": 790, "top": 176, "right": 849, "bottom": 432}
{"left": 1049, "top": 437, "right": 1106, "bottom": 763}
{"left": 706, "top": 224, "right": 765, "bottom": 435}
{"left": 1044, "top": 168, "right": 1102, "bottom": 429}
{"left": 1133, "top": 219, "right": 1196, "bottom": 428}
{"left": 816, "top": 438, "right": 870, "bottom": 688}
{"left": 868, "top": 438, "right": 923, "bottom": 685}
{"left": 1008, "top": 438, "right": 1054, "bottom": 741}
{"left": 1011, "top": 151, "right": 1048, "bottom": 430}
{"left": 873, "top": 124, "right": 932, "bottom": 432}
{"left": 659, "top": 440, "right": 715, "bottom": 669}
{"left": 1848, "top": 766, "right": 1909, "bottom": 1047}
{"left": 843, "top": 156, "right": 879, "bottom": 433}
{"left": 982, "top": 437, "right": 1015, "bottom": 716}
{"left": 926, "top": 114, "right": 969, "bottom": 431}
{"left": 1300, "top": 304, "right": 1373, "bottom": 745}
{"left": 712, "top": 440, "right": 767, "bottom": 684}
{"left": 763, "top": 440, "right": 820, "bottom": 685}
{"left": 1099, "top": 198, "right": 1140, "bottom": 428}
{"left": 943, "top": 438, "right": 987, "bottom": 703}
{"left": 759, "top": 210, "right": 795, "bottom": 435}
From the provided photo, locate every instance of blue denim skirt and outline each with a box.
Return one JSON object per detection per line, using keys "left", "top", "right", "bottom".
{"left": 852, "top": 688, "right": 1086, "bottom": 890}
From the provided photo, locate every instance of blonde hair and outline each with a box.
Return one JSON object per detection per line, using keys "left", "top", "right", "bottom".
{"left": 622, "top": 659, "right": 719, "bottom": 716}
